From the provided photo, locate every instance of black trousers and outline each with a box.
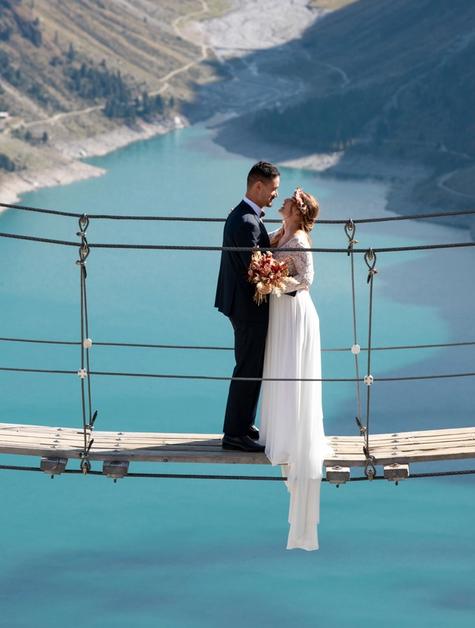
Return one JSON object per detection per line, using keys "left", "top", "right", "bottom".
{"left": 223, "top": 316, "right": 268, "bottom": 436}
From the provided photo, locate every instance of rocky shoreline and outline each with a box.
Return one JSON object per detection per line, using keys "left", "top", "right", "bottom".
{"left": 0, "top": 118, "right": 179, "bottom": 208}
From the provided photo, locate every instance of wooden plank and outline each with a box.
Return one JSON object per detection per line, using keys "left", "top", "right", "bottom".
{"left": 0, "top": 441, "right": 233, "bottom": 455}
{"left": 371, "top": 444, "right": 475, "bottom": 454}
{"left": 0, "top": 438, "right": 461, "bottom": 453}
{"left": 329, "top": 436, "right": 475, "bottom": 449}
{"left": 368, "top": 436, "right": 475, "bottom": 447}
{"left": 329, "top": 429, "right": 475, "bottom": 443}
{"left": 2, "top": 441, "right": 475, "bottom": 465}
{"left": 0, "top": 443, "right": 270, "bottom": 464}
{"left": 325, "top": 447, "right": 475, "bottom": 465}
{"left": 0, "top": 427, "right": 218, "bottom": 441}
{"left": 0, "top": 424, "right": 219, "bottom": 439}
{"left": 2, "top": 422, "right": 475, "bottom": 467}
{"left": 0, "top": 434, "right": 223, "bottom": 448}
{"left": 368, "top": 427, "right": 475, "bottom": 439}
{"left": 0, "top": 430, "right": 475, "bottom": 449}
{"left": 2, "top": 423, "right": 473, "bottom": 439}
{"left": 329, "top": 434, "right": 475, "bottom": 446}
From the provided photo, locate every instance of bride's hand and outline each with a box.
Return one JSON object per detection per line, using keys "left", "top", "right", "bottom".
{"left": 270, "top": 226, "right": 284, "bottom": 247}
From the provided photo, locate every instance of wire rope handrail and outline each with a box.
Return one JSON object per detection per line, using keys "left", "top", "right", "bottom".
{"left": 1, "top": 463, "right": 475, "bottom": 482}
{"left": 1, "top": 336, "right": 474, "bottom": 353}
{"left": 0, "top": 365, "right": 475, "bottom": 382}
{"left": 1, "top": 230, "right": 475, "bottom": 253}
{"left": 2, "top": 201, "right": 475, "bottom": 225}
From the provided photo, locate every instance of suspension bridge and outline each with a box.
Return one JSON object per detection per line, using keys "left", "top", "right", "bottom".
{"left": 1, "top": 201, "right": 475, "bottom": 485}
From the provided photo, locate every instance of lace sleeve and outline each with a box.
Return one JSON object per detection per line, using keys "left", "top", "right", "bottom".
{"left": 284, "top": 236, "right": 314, "bottom": 291}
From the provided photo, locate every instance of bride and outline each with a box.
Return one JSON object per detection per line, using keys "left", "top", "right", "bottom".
{"left": 260, "top": 187, "right": 331, "bottom": 551}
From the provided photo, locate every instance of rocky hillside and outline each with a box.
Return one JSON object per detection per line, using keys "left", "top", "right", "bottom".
{"left": 0, "top": 0, "right": 224, "bottom": 175}
{"left": 0, "top": 0, "right": 222, "bottom": 116}
{"left": 206, "top": 0, "right": 475, "bottom": 217}
{"left": 253, "top": 0, "right": 475, "bottom": 155}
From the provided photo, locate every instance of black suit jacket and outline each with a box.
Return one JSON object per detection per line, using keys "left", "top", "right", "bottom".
{"left": 215, "top": 200, "right": 270, "bottom": 322}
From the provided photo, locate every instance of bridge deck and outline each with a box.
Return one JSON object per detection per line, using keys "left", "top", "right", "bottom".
{"left": 1, "top": 423, "right": 475, "bottom": 467}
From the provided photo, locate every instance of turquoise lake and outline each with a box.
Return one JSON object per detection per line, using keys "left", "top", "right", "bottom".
{"left": 1, "top": 125, "right": 474, "bottom": 627}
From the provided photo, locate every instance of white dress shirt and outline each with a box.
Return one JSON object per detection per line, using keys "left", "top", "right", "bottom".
{"left": 243, "top": 196, "right": 264, "bottom": 218}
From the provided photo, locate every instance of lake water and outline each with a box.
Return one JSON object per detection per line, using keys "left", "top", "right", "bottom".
{"left": 1, "top": 126, "right": 474, "bottom": 627}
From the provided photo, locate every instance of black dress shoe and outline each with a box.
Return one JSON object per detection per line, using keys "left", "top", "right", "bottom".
{"left": 222, "top": 434, "right": 265, "bottom": 452}
{"left": 247, "top": 425, "right": 259, "bottom": 440}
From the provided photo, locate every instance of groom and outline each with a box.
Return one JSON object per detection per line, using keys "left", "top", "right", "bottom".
{"left": 215, "top": 161, "right": 280, "bottom": 452}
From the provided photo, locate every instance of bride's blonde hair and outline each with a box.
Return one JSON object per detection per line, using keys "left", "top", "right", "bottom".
{"left": 292, "top": 188, "right": 320, "bottom": 234}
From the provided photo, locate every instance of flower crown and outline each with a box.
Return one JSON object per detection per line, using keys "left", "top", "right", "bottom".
{"left": 292, "top": 187, "right": 307, "bottom": 214}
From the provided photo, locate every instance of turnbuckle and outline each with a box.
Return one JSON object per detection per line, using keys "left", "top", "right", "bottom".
{"left": 79, "top": 438, "right": 94, "bottom": 475}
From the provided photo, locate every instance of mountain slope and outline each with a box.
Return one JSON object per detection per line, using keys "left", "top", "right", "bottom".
{"left": 205, "top": 0, "right": 475, "bottom": 216}
{"left": 0, "top": 0, "right": 226, "bottom": 177}
{"left": 252, "top": 0, "right": 475, "bottom": 157}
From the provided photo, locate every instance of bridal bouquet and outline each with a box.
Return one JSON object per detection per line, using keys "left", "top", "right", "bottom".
{"left": 248, "top": 250, "right": 290, "bottom": 305}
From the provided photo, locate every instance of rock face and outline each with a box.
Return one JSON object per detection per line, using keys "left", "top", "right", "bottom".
{"left": 192, "top": 0, "right": 320, "bottom": 58}
{"left": 0, "top": 0, "right": 211, "bottom": 201}
{"left": 187, "top": 0, "right": 475, "bottom": 224}
{"left": 247, "top": 0, "right": 475, "bottom": 158}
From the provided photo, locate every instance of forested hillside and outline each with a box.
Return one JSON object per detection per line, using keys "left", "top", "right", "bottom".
{"left": 0, "top": 0, "right": 223, "bottom": 175}
{"left": 0, "top": 0, "right": 204, "bottom": 120}
{"left": 250, "top": 0, "right": 475, "bottom": 157}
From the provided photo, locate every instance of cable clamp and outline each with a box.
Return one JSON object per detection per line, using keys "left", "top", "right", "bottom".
{"left": 76, "top": 237, "right": 90, "bottom": 266}
{"left": 351, "top": 343, "right": 361, "bottom": 355}
{"left": 363, "top": 445, "right": 377, "bottom": 480}
{"left": 83, "top": 338, "right": 93, "bottom": 349}
{"left": 344, "top": 219, "right": 358, "bottom": 255}
{"left": 77, "top": 368, "right": 88, "bottom": 379}
{"left": 355, "top": 416, "right": 366, "bottom": 435}
{"left": 364, "top": 374, "right": 374, "bottom": 386}
{"left": 80, "top": 458, "right": 91, "bottom": 474}
{"left": 364, "top": 248, "right": 378, "bottom": 283}
{"left": 364, "top": 459, "right": 377, "bottom": 480}
{"left": 79, "top": 438, "right": 94, "bottom": 474}
{"left": 77, "top": 214, "right": 89, "bottom": 235}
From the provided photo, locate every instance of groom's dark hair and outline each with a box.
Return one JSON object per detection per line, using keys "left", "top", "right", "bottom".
{"left": 247, "top": 161, "right": 280, "bottom": 187}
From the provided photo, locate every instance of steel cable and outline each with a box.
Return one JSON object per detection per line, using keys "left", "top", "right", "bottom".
{"left": 2, "top": 201, "right": 475, "bottom": 225}
{"left": 363, "top": 249, "right": 378, "bottom": 479}
{"left": 1, "top": 336, "right": 474, "bottom": 353}
{"left": 1, "top": 230, "right": 475, "bottom": 254}
{"left": 1, "top": 365, "right": 475, "bottom": 382}
{"left": 76, "top": 216, "right": 94, "bottom": 473}
{"left": 345, "top": 220, "right": 364, "bottom": 435}
{"left": 1, "top": 463, "right": 475, "bottom": 482}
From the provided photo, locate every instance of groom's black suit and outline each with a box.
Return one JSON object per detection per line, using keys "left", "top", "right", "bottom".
{"left": 215, "top": 200, "right": 270, "bottom": 436}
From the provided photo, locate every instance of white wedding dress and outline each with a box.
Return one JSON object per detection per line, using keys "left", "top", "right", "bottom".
{"left": 260, "top": 231, "right": 331, "bottom": 551}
